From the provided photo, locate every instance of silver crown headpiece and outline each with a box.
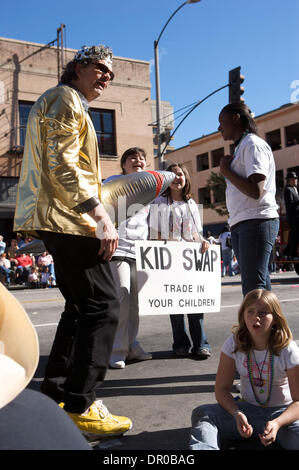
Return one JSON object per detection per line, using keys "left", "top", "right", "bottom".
{"left": 74, "top": 45, "right": 113, "bottom": 67}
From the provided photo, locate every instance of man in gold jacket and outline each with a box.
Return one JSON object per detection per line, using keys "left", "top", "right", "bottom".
{"left": 14, "top": 45, "right": 132, "bottom": 437}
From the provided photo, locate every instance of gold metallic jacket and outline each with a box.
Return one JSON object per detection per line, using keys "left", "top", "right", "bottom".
{"left": 14, "top": 85, "right": 101, "bottom": 238}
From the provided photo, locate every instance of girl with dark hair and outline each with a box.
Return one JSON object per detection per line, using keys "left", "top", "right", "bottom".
{"left": 120, "top": 147, "right": 146, "bottom": 175}
{"left": 218, "top": 103, "right": 279, "bottom": 296}
{"left": 107, "top": 148, "right": 152, "bottom": 369}
{"left": 150, "top": 163, "right": 211, "bottom": 359}
{"left": 190, "top": 289, "right": 299, "bottom": 450}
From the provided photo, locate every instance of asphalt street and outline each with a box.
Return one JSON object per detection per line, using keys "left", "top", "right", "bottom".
{"left": 10, "top": 271, "right": 299, "bottom": 453}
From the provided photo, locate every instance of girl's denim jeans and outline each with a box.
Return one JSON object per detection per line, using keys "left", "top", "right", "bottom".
{"left": 189, "top": 402, "right": 299, "bottom": 450}
{"left": 231, "top": 218, "right": 279, "bottom": 296}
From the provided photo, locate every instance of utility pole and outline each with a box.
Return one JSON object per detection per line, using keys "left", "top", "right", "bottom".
{"left": 57, "top": 24, "right": 66, "bottom": 81}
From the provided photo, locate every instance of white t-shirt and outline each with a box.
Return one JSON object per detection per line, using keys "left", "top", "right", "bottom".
{"left": 149, "top": 196, "right": 202, "bottom": 241}
{"left": 104, "top": 174, "right": 150, "bottom": 259}
{"left": 113, "top": 206, "right": 149, "bottom": 259}
{"left": 28, "top": 272, "right": 38, "bottom": 282}
{"left": 222, "top": 334, "right": 299, "bottom": 407}
{"left": 207, "top": 236, "right": 218, "bottom": 244}
{"left": 0, "top": 258, "right": 10, "bottom": 269}
{"left": 225, "top": 133, "right": 279, "bottom": 227}
{"left": 218, "top": 231, "right": 231, "bottom": 251}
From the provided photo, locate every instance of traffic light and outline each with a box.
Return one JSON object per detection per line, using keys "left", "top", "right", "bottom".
{"left": 160, "top": 130, "right": 171, "bottom": 143}
{"left": 228, "top": 66, "right": 245, "bottom": 103}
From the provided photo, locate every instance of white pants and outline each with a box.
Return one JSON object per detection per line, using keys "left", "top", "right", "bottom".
{"left": 110, "top": 258, "right": 140, "bottom": 362}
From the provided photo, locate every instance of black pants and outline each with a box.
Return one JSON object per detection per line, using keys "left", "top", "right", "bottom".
{"left": 38, "top": 231, "right": 119, "bottom": 414}
{"left": 286, "top": 222, "right": 299, "bottom": 258}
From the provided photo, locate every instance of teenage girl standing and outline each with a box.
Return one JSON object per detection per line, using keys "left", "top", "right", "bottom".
{"left": 150, "top": 163, "right": 211, "bottom": 359}
{"left": 218, "top": 103, "right": 279, "bottom": 296}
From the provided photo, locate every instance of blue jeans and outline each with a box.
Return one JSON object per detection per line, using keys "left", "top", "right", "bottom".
{"left": 189, "top": 402, "right": 299, "bottom": 450}
{"left": 170, "top": 314, "right": 211, "bottom": 353}
{"left": 0, "top": 266, "right": 11, "bottom": 283}
{"left": 231, "top": 218, "right": 279, "bottom": 296}
{"left": 48, "top": 263, "right": 56, "bottom": 281}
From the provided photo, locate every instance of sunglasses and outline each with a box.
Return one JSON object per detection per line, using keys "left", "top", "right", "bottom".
{"left": 91, "top": 62, "right": 114, "bottom": 81}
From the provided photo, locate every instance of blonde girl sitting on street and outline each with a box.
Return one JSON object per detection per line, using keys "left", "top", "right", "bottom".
{"left": 189, "top": 289, "right": 299, "bottom": 450}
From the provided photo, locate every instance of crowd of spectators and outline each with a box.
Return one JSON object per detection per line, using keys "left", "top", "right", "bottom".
{"left": 269, "top": 235, "right": 296, "bottom": 274}
{"left": 205, "top": 229, "right": 240, "bottom": 276}
{"left": 0, "top": 230, "right": 295, "bottom": 290}
{"left": 0, "top": 233, "right": 56, "bottom": 288}
{"left": 205, "top": 230, "right": 295, "bottom": 277}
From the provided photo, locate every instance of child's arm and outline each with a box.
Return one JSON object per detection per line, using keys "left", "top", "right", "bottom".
{"left": 259, "top": 365, "right": 299, "bottom": 447}
{"left": 215, "top": 352, "right": 253, "bottom": 439}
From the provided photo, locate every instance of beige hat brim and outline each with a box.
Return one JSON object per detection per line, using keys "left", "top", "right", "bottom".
{"left": 0, "top": 283, "right": 39, "bottom": 408}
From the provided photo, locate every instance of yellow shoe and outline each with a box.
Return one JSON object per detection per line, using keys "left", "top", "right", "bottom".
{"left": 62, "top": 400, "right": 132, "bottom": 437}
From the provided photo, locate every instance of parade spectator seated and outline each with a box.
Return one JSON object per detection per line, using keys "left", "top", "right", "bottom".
{"left": 0, "top": 253, "right": 13, "bottom": 286}
{"left": 6, "top": 239, "right": 19, "bottom": 282}
{"left": 15, "top": 253, "right": 33, "bottom": 284}
{"left": 41, "top": 266, "right": 56, "bottom": 288}
{"left": 7, "top": 239, "right": 19, "bottom": 267}
{"left": 16, "top": 233, "right": 26, "bottom": 248}
{"left": 0, "top": 235, "right": 6, "bottom": 255}
{"left": 28, "top": 267, "right": 40, "bottom": 289}
{"left": 37, "top": 251, "right": 56, "bottom": 281}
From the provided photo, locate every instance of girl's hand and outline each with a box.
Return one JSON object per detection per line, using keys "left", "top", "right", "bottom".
{"left": 201, "top": 239, "right": 210, "bottom": 254}
{"left": 219, "top": 154, "right": 234, "bottom": 177}
{"left": 258, "top": 420, "right": 279, "bottom": 447}
{"left": 234, "top": 411, "right": 253, "bottom": 439}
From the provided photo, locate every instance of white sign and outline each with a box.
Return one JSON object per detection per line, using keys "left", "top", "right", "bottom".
{"left": 135, "top": 240, "right": 221, "bottom": 315}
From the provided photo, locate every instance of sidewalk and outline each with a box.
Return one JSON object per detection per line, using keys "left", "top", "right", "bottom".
{"left": 6, "top": 268, "right": 298, "bottom": 292}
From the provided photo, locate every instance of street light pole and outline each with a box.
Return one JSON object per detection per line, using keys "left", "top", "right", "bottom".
{"left": 154, "top": 38, "right": 162, "bottom": 169}
{"left": 154, "top": 0, "right": 202, "bottom": 169}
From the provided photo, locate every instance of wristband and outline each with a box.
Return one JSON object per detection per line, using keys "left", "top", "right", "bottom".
{"left": 95, "top": 220, "right": 105, "bottom": 240}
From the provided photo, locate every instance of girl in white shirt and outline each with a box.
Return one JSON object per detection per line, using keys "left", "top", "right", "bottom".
{"left": 218, "top": 103, "right": 279, "bottom": 296}
{"left": 190, "top": 289, "right": 299, "bottom": 450}
{"left": 108, "top": 148, "right": 152, "bottom": 369}
{"left": 150, "top": 163, "right": 211, "bottom": 359}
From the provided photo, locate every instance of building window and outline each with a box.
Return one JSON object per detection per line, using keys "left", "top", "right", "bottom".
{"left": 0, "top": 177, "right": 19, "bottom": 204}
{"left": 198, "top": 187, "right": 211, "bottom": 207}
{"left": 19, "top": 101, "right": 33, "bottom": 147}
{"left": 285, "top": 122, "right": 299, "bottom": 147}
{"left": 90, "top": 109, "right": 116, "bottom": 156}
{"left": 211, "top": 147, "right": 224, "bottom": 167}
{"left": 212, "top": 185, "right": 226, "bottom": 204}
{"left": 266, "top": 129, "right": 281, "bottom": 151}
{"left": 196, "top": 152, "right": 209, "bottom": 172}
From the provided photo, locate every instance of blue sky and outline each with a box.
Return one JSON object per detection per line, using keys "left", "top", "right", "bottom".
{"left": 2, "top": 0, "right": 299, "bottom": 150}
